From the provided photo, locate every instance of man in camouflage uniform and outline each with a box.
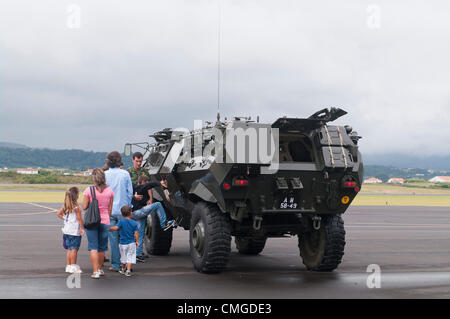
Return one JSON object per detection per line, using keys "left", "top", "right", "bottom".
{"left": 127, "top": 152, "right": 153, "bottom": 205}
{"left": 127, "top": 151, "right": 153, "bottom": 262}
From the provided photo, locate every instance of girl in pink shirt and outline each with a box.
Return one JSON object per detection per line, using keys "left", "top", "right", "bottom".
{"left": 82, "top": 168, "right": 114, "bottom": 279}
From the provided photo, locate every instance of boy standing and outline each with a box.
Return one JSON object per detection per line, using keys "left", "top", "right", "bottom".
{"left": 109, "top": 206, "right": 139, "bottom": 277}
{"left": 105, "top": 151, "right": 133, "bottom": 272}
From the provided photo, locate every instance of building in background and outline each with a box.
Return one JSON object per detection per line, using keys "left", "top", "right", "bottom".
{"left": 17, "top": 167, "right": 39, "bottom": 175}
{"left": 429, "top": 176, "right": 450, "bottom": 183}
{"left": 387, "top": 178, "right": 404, "bottom": 185}
{"left": 363, "top": 177, "right": 383, "bottom": 184}
{"left": 83, "top": 169, "right": 94, "bottom": 176}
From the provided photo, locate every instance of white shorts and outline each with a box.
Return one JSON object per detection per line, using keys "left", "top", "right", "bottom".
{"left": 119, "top": 243, "right": 136, "bottom": 265}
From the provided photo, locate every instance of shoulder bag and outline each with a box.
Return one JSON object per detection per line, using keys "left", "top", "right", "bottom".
{"left": 83, "top": 186, "right": 101, "bottom": 229}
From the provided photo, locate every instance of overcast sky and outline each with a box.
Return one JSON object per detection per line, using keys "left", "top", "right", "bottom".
{"left": 1, "top": 0, "right": 449, "bottom": 156}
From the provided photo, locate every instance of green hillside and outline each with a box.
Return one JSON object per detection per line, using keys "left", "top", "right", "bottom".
{"left": 363, "top": 165, "right": 449, "bottom": 182}
{"left": 0, "top": 146, "right": 448, "bottom": 181}
{"left": 0, "top": 147, "right": 132, "bottom": 170}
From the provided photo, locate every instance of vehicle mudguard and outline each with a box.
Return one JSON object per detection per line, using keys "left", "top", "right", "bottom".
{"left": 188, "top": 173, "right": 226, "bottom": 213}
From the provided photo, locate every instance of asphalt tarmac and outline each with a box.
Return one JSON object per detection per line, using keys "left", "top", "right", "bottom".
{"left": 0, "top": 203, "right": 449, "bottom": 299}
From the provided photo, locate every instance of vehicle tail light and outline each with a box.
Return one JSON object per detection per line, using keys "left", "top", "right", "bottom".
{"left": 233, "top": 179, "right": 249, "bottom": 186}
{"left": 223, "top": 183, "right": 231, "bottom": 190}
{"left": 343, "top": 181, "right": 357, "bottom": 188}
{"left": 342, "top": 176, "right": 359, "bottom": 192}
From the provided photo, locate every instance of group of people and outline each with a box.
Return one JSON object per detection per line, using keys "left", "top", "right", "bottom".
{"left": 57, "top": 151, "right": 175, "bottom": 279}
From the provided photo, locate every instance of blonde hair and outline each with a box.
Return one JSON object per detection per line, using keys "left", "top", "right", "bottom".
{"left": 63, "top": 187, "right": 79, "bottom": 214}
{"left": 91, "top": 168, "right": 107, "bottom": 191}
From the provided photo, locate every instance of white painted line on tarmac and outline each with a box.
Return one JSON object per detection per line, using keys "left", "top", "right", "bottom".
{"left": 349, "top": 222, "right": 450, "bottom": 226}
{"left": 0, "top": 224, "right": 448, "bottom": 229}
{"left": 347, "top": 225, "right": 450, "bottom": 228}
{"left": 25, "top": 202, "right": 58, "bottom": 211}
{"left": 0, "top": 224, "right": 60, "bottom": 227}
{"left": 0, "top": 224, "right": 450, "bottom": 228}
{"left": 342, "top": 271, "right": 450, "bottom": 289}
{"left": 0, "top": 211, "right": 57, "bottom": 216}
{"left": 0, "top": 202, "right": 57, "bottom": 216}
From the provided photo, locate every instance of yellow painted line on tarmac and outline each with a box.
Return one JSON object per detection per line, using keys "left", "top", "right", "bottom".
{"left": 352, "top": 195, "right": 450, "bottom": 207}
{"left": 0, "top": 191, "right": 68, "bottom": 203}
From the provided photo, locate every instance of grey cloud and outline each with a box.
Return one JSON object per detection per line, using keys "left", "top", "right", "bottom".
{"left": 1, "top": 0, "right": 449, "bottom": 155}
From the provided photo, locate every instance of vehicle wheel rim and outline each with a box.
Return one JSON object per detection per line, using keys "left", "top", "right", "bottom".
{"left": 192, "top": 220, "right": 206, "bottom": 256}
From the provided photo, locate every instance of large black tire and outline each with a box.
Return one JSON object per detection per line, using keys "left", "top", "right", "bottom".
{"left": 189, "top": 202, "right": 231, "bottom": 274}
{"left": 144, "top": 211, "right": 173, "bottom": 256}
{"left": 235, "top": 236, "right": 267, "bottom": 255}
{"left": 298, "top": 215, "right": 345, "bottom": 271}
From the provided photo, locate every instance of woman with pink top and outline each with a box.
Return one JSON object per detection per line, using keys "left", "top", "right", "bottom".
{"left": 82, "top": 168, "right": 114, "bottom": 279}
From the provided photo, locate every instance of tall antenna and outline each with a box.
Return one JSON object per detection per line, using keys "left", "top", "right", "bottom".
{"left": 216, "top": 0, "right": 221, "bottom": 122}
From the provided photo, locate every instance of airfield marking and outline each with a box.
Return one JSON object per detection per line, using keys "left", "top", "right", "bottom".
{"left": 0, "top": 211, "right": 57, "bottom": 217}
{"left": 0, "top": 224, "right": 60, "bottom": 227}
{"left": 347, "top": 224, "right": 450, "bottom": 228}
{"left": 1, "top": 223, "right": 449, "bottom": 229}
{"left": 348, "top": 222, "right": 450, "bottom": 227}
{"left": 1, "top": 203, "right": 449, "bottom": 228}
{"left": 24, "top": 202, "right": 58, "bottom": 211}
{"left": 0, "top": 202, "right": 57, "bottom": 217}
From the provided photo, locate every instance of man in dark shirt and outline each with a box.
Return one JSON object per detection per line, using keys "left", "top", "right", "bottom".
{"left": 128, "top": 152, "right": 153, "bottom": 205}
{"left": 132, "top": 175, "right": 175, "bottom": 261}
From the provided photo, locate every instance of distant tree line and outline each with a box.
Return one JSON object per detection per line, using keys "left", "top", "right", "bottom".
{"left": 0, "top": 146, "right": 448, "bottom": 180}
{"left": 363, "top": 165, "right": 448, "bottom": 182}
{"left": 0, "top": 147, "right": 132, "bottom": 170}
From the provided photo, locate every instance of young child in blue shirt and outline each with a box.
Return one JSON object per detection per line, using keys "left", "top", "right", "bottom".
{"left": 109, "top": 206, "right": 139, "bottom": 277}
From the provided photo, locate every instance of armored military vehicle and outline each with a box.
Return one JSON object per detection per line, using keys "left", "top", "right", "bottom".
{"left": 125, "top": 107, "right": 363, "bottom": 273}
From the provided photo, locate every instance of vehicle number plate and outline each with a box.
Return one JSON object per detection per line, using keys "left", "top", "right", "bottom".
{"left": 279, "top": 196, "right": 298, "bottom": 209}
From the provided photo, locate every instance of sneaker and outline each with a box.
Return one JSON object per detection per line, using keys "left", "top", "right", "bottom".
{"left": 163, "top": 220, "right": 175, "bottom": 231}
{"left": 119, "top": 268, "right": 126, "bottom": 275}
{"left": 98, "top": 269, "right": 104, "bottom": 276}
{"left": 72, "top": 264, "right": 83, "bottom": 274}
{"left": 91, "top": 271, "right": 100, "bottom": 279}
{"left": 125, "top": 270, "right": 131, "bottom": 277}
{"left": 67, "top": 265, "right": 79, "bottom": 274}
{"left": 71, "top": 265, "right": 83, "bottom": 274}
{"left": 136, "top": 256, "right": 145, "bottom": 263}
